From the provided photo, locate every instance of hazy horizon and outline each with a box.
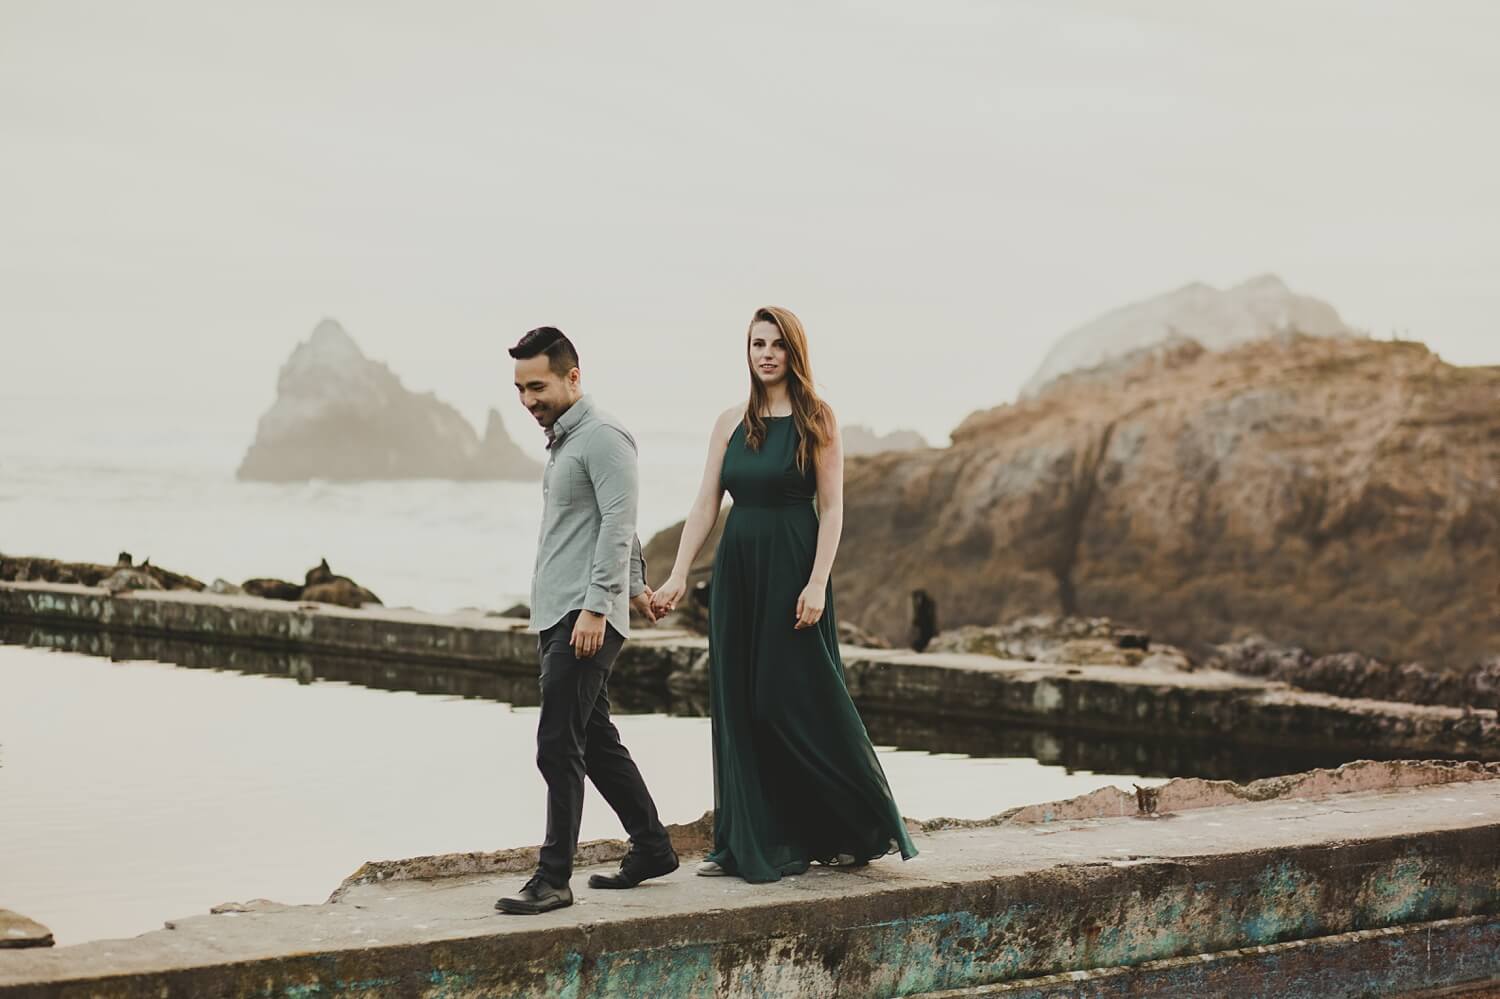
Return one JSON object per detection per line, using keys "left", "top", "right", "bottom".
{"left": 4, "top": 1, "right": 1498, "bottom": 457}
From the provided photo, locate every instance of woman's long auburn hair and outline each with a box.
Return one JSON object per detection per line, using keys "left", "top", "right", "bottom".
{"left": 743, "top": 306, "right": 830, "bottom": 474}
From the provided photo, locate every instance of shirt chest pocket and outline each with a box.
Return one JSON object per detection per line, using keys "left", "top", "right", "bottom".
{"left": 552, "top": 457, "right": 593, "bottom": 507}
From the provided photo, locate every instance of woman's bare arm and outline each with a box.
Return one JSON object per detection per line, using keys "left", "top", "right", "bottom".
{"left": 795, "top": 407, "right": 844, "bottom": 628}
{"left": 662, "top": 405, "right": 741, "bottom": 589}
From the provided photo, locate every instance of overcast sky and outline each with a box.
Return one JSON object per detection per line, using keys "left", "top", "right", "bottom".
{"left": 3, "top": 0, "right": 1497, "bottom": 453}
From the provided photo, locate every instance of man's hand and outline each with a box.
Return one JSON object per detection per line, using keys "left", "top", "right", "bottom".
{"left": 794, "top": 580, "right": 826, "bottom": 630}
{"left": 631, "top": 587, "right": 660, "bottom": 625}
{"left": 571, "top": 610, "right": 607, "bottom": 659}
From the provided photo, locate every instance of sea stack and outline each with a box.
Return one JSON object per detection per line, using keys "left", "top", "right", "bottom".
{"left": 237, "top": 319, "right": 541, "bottom": 482}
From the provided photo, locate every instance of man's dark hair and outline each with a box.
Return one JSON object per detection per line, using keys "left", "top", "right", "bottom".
{"left": 508, "top": 326, "right": 580, "bottom": 378}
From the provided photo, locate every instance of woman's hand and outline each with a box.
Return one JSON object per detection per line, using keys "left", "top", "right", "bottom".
{"left": 794, "top": 580, "right": 826, "bottom": 630}
{"left": 652, "top": 575, "right": 688, "bottom": 616}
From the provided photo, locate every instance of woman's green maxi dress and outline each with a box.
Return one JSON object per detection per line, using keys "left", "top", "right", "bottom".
{"left": 706, "top": 416, "right": 918, "bottom": 882}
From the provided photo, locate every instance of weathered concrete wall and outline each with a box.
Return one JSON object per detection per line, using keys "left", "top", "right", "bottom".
{"left": 910, "top": 916, "right": 1500, "bottom": 998}
{"left": 0, "top": 581, "right": 704, "bottom": 685}
{"left": 3, "top": 581, "right": 1496, "bottom": 760}
{"left": 2, "top": 774, "right": 1498, "bottom": 998}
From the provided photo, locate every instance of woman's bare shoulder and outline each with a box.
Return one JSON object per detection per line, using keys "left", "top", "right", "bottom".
{"left": 714, "top": 404, "right": 746, "bottom": 434}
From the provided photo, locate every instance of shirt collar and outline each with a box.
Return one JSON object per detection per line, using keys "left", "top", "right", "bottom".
{"left": 546, "top": 394, "right": 594, "bottom": 449}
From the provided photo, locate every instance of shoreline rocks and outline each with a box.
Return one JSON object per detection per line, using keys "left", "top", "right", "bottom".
{"left": 831, "top": 334, "right": 1500, "bottom": 673}
{"left": 1, "top": 553, "right": 381, "bottom": 609}
{"left": 928, "top": 614, "right": 1192, "bottom": 671}
{"left": 1209, "top": 635, "right": 1500, "bottom": 711}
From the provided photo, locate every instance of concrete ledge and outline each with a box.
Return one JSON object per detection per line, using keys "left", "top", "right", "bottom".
{"left": 827, "top": 651, "right": 1499, "bottom": 760}
{"left": 0, "top": 581, "right": 704, "bottom": 685}
{"left": 330, "top": 760, "right": 1499, "bottom": 897}
{"left": 4, "top": 581, "right": 1497, "bottom": 760}
{"left": 911, "top": 916, "right": 1500, "bottom": 998}
{"left": 3, "top": 773, "right": 1499, "bottom": 998}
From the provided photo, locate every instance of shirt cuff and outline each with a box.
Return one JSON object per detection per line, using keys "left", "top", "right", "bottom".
{"left": 583, "top": 585, "right": 615, "bottom": 616}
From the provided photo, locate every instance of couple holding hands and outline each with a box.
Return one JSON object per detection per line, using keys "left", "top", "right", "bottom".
{"left": 496, "top": 308, "right": 916, "bottom": 915}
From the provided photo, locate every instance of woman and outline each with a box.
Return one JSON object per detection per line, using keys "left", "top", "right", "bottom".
{"left": 651, "top": 306, "right": 918, "bottom": 882}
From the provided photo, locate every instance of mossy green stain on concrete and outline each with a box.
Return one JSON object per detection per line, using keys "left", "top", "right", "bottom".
{"left": 1362, "top": 855, "right": 1444, "bottom": 925}
{"left": 582, "top": 943, "right": 715, "bottom": 997}
{"left": 1238, "top": 859, "right": 1324, "bottom": 945}
{"left": 423, "top": 968, "right": 479, "bottom": 998}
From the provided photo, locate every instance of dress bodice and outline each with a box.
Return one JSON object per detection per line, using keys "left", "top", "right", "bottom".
{"left": 721, "top": 417, "right": 815, "bottom": 508}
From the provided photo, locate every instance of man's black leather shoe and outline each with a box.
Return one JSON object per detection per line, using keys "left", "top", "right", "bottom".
{"left": 495, "top": 875, "right": 573, "bottom": 914}
{"left": 587, "top": 847, "right": 680, "bottom": 889}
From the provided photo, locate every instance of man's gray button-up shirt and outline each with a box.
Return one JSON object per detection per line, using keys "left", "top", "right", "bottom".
{"left": 529, "top": 395, "right": 647, "bottom": 639}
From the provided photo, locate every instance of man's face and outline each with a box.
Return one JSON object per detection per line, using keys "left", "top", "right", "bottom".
{"left": 514, "top": 355, "right": 580, "bottom": 430}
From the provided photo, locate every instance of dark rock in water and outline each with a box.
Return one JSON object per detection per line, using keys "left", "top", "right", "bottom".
{"left": 0, "top": 908, "right": 53, "bottom": 949}
{"left": 300, "top": 558, "right": 382, "bottom": 608}
{"left": 0, "top": 555, "right": 204, "bottom": 591}
{"left": 242, "top": 578, "right": 303, "bottom": 601}
{"left": 236, "top": 318, "right": 543, "bottom": 483}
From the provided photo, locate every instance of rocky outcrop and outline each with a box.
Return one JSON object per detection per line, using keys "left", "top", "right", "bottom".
{"left": 642, "top": 335, "right": 1500, "bottom": 677}
{"left": 1209, "top": 635, "right": 1500, "bottom": 710}
{"left": 300, "top": 559, "right": 381, "bottom": 609}
{"left": 0, "top": 909, "right": 53, "bottom": 949}
{"left": 0, "top": 553, "right": 204, "bottom": 591}
{"left": 1021, "top": 274, "right": 1355, "bottom": 398}
{"left": 831, "top": 335, "right": 1500, "bottom": 672}
{"left": 928, "top": 614, "right": 1191, "bottom": 671}
{"left": 237, "top": 319, "right": 541, "bottom": 482}
{"left": 843, "top": 425, "right": 928, "bottom": 456}
{"left": 0, "top": 553, "right": 381, "bottom": 609}
{"left": 243, "top": 560, "right": 381, "bottom": 608}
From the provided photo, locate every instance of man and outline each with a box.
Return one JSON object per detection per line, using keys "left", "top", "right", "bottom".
{"left": 495, "top": 326, "right": 679, "bottom": 916}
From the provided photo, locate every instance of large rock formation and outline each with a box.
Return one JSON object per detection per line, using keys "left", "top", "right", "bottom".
{"left": 1021, "top": 274, "right": 1356, "bottom": 398}
{"left": 842, "top": 425, "right": 928, "bottom": 457}
{"left": 649, "top": 334, "right": 1500, "bottom": 673}
{"left": 237, "top": 320, "right": 541, "bottom": 482}
{"left": 837, "top": 334, "right": 1500, "bottom": 669}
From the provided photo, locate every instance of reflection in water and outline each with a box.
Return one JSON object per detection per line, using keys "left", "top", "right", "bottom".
{"left": 5, "top": 624, "right": 1375, "bottom": 782}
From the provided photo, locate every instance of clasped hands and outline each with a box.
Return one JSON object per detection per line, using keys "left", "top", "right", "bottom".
{"left": 647, "top": 575, "right": 826, "bottom": 630}
{"left": 571, "top": 588, "right": 663, "bottom": 660}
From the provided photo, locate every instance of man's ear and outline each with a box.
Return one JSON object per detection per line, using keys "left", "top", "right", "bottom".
{"left": 568, "top": 367, "right": 582, "bottom": 389}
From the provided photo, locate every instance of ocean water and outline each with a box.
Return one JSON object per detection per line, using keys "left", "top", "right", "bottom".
{"left": 0, "top": 410, "right": 706, "bottom": 611}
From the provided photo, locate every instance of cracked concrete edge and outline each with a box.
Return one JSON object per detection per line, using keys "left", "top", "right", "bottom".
{"left": 910, "top": 758, "right": 1500, "bottom": 833}
{"left": 312, "top": 759, "right": 1500, "bottom": 904}
{"left": 323, "top": 811, "right": 717, "bottom": 903}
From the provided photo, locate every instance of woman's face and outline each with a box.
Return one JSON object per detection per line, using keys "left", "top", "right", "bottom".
{"left": 748, "top": 320, "right": 789, "bottom": 386}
